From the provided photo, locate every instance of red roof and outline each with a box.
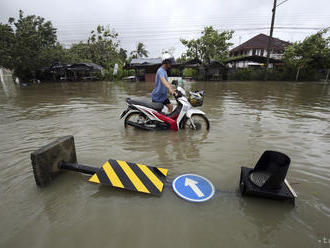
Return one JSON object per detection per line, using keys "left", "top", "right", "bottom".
{"left": 230, "top": 34, "right": 291, "bottom": 53}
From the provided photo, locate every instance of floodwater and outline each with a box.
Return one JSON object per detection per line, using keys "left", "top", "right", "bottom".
{"left": 0, "top": 80, "right": 329, "bottom": 248}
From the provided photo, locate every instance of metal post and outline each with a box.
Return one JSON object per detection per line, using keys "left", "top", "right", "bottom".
{"left": 265, "top": 0, "right": 277, "bottom": 71}
{"left": 295, "top": 67, "right": 301, "bottom": 81}
{"left": 59, "top": 162, "right": 98, "bottom": 175}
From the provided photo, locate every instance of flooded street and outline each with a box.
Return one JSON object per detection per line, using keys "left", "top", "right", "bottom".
{"left": 0, "top": 80, "right": 329, "bottom": 247}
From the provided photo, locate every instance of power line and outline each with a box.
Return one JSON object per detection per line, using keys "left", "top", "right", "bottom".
{"left": 276, "top": 0, "right": 289, "bottom": 7}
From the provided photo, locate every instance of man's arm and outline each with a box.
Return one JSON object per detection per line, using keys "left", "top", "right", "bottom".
{"left": 160, "top": 77, "right": 176, "bottom": 95}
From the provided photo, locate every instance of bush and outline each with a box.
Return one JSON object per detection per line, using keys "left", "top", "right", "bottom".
{"left": 102, "top": 65, "right": 135, "bottom": 81}
{"left": 183, "top": 68, "right": 197, "bottom": 78}
{"left": 227, "top": 67, "right": 326, "bottom": 81}
{"left": 168, "top": 68, "right": 181, "bottom": 76}
{"left": 103, "top": 68, "right": 114, "bottom": 81}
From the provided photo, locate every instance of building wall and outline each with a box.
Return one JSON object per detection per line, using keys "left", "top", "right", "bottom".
{"left": 229, "top": 48, "right": 282, "bottom": 68}
{"left": 145, "top": 73, "right": 156, "bottom": 82}
{"left": 231, "top": 49, "right": 284, "bottom": 60}
{"left": 229, "top": 61, "right": 274, "bottom": 69}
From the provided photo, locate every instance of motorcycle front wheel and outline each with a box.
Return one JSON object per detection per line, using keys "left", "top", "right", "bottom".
{"left": 124, "top": 111, "right": 147, "bottom": 128}
{"left": 183, "top": 114, "right": 210, "bottom": 131}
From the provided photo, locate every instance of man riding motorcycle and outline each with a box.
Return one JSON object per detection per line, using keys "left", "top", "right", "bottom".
{"left": 152, "top": 53, "right": 177, "bottom": 113}
{"left": 120, "top": 53, "right": 209, "bottom": 131}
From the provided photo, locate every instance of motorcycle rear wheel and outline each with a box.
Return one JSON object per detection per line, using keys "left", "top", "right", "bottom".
{"left": 124, "top": 111, "right": 147, "bottom": 128}
{"left": 183, "top": 114, "right": 210, "bottom": 131}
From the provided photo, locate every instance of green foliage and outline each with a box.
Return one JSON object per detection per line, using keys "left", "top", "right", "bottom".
{"left": 38, "top": 43, "right": 67, "bottom": 65}
{"left": 102, "top": 64, "right": 135, "bottom": 81}
{"left": 228, "top": 68, "right": 265, "bottom": 81}
{"left": 176, "top": 54, "right": 188, "bottom": 64}
{"left": 168, "top": 68, "right": 181, "bottom": 77}
{"left": 65, "top": 42, "right": 92, "bottom": 64}
{"left": 87, "top": 25, "right": 121, "bottom": 68}
{"left": 2, "top": 10, "right": 59, "bottom": 79}
{"left": 283, "top": 29, "right": 330, "bottom": 70}
{"left": 228, "top": 67, "right": 325, "bottom": 81}
{"left": 64, "top": 26, "right": 127, "bottom": 68}
{"left": 183, "top": 68, "right": 197, "bottom": 78}
{"left": 130, "top": 42, "right": 149, "bottom": 59}
{"left": 119, "top": 48, "right": 128, "bottom": 63}
{"left": 0, "top": 23, "right": 15, "bottom": 69}
{"left": 1, "top": 11, "right": 129, "bottom": 80}
{"left": 180, "top": 26, "right": 233, "bottom": 63}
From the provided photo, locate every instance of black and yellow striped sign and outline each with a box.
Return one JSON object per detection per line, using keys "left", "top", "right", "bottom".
{"left": 88, "top": 159, "right": 168, "bottom": 195}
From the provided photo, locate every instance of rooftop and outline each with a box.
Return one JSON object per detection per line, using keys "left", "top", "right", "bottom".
{"left": 230, "top": 34, "right": 291, "bottom": 53}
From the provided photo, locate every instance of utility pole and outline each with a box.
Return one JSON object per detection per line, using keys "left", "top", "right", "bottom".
{"left": 265, "top": 0, "right": 277, "bottom": 71}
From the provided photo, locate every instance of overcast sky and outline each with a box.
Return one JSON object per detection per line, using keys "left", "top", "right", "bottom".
{"left": 1, "top": 0, "right": 329, "bottom": 57}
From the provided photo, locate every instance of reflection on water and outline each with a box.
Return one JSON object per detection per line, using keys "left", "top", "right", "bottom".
{"left": 0, "top": 80, "right": 329, "bottom": 248}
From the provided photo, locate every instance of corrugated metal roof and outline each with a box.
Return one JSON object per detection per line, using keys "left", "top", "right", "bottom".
{"left": 69, "top": 63, "right": 103, "bottom": 71}
{"left": 130, "top": 58, "right": 162, "bottom": 65}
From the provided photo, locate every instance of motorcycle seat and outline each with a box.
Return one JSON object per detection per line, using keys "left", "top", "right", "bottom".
{"left": 126, "top": 98, "right": 164, "bottom": 112}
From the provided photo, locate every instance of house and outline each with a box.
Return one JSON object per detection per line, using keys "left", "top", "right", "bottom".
{"left": 177, "top": 59, "right": 227, "bottom": 81}
{"left": 179, "top": 59, "right": 226, "bottom": 80}
{"left": 124, "top": 58, "right": 203, "bottom": 82}
{"left": 200, "top": 60, "right": 227, "bottom": 80}
{"left": 228, "top": 34, "right": 291, "bottom": 68}
{"left": 124, "top": 58, "right": 162, "bottom": 82}
{"left": 124, "top": 57, "right": 227, "bottom": 81}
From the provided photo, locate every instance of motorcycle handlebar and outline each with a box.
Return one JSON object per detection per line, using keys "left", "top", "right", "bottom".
{"left": 174, "top": 90, "right": 183, "bottom": 98}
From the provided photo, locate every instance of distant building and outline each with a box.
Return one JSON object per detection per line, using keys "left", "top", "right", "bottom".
{"left": 228, "top": 34, "right": 291, "bottom": 68}
{"left": 196, "top": 60, "right": 227, "bottom": 81}
{"left": 124, "top": 58, "right": 227, "bottom": 81}
{"left": 124, "top": 58, "right": 162, "bottom": 82}
{"left": 66, "top": 63, "right": 104, "bottom": 81}
{"left": 38, "top": 62, "right": 104, "bottom": 81}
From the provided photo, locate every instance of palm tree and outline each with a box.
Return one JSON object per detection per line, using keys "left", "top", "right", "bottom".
{"left": 130, "top": 42, "right": 149, "bottom": 58}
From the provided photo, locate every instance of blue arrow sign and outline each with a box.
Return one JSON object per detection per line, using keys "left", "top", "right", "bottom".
{"left": 172, "top": 174, "right": 215, "bottom": 202}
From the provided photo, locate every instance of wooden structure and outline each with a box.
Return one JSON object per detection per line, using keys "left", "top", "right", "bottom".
{"left": 198, "top": 60, "right": 227, "bottom": 80}
{"left": 124, "top": 58, "right": 203, "bottom": 82}
{"left": 124, "top": 58, "right": 162, "bottom": 82}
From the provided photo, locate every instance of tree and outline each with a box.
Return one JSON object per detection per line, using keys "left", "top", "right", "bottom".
{"left": 130, "top": 42, "right": 148, "bottom": 58}
{"left": 283, "top": 29, "right": 330, "bottom": 80}
{"left": 2, "top": 10, "right": 59, "bottom": 80}
{"left": 87, "top": 25, "right": 120, "bottom": 68}
{"left": 176, "top": 54, "right": 188, "bottom": 64}
{"left": 119, "top": 48, "right": 128, "bottom": 63}
{"left": 283, "top": 29, "right": 330, "bottom": 70}
{"left": 1, "top": 11, "right": 132, "bottom": 81}
{"left": 65, "top": 42, "right": 91, "bottom": 64}
{"left": 162, "top": 47, "right": 176, "bottom": 56}
{"left": 180, "top": 26, "right": 233, "bottom": 63}
{"left": 0, "top": 23, "right": 15, "bottom": 69}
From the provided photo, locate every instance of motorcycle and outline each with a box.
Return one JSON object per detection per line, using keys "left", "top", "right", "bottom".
{"left": 119, "top": 81, "right": 210, "bottom": 131}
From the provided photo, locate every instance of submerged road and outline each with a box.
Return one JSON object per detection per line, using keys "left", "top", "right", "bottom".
{"left": 0, "top": 80, "right": 329, "bottom": 247}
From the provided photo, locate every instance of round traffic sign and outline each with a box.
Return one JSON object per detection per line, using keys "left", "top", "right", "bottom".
{"left": 172, "top": 174, "right": 215, "bottom": 202}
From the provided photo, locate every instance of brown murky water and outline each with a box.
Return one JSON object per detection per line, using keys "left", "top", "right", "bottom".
{"left": 0, "top": 80, "right": 329, "bottom": 248}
